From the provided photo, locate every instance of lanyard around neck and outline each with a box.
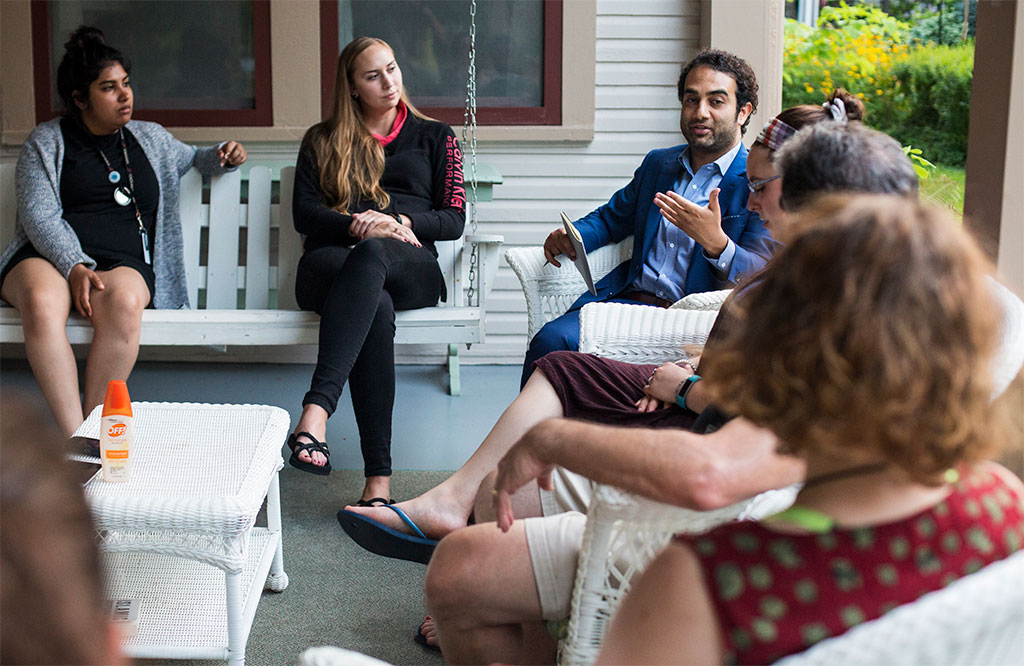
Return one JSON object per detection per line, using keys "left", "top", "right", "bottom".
{"left": 93, "top": 127, "right": 151, "bottom": 265}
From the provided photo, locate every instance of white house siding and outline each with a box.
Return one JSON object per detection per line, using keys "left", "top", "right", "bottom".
{"left": 452, "top": 0, "right": 699, "bottom": 364}
{"left": 0, "top": 0, "right": 699, "bottom": 367}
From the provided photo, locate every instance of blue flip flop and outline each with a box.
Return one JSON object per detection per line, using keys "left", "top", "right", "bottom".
{"left": 336, "top": 504, "right": 438, "bottom": 564}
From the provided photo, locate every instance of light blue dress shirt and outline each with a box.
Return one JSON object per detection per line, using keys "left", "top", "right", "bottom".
{"left": 632, "top": 141, "right": 742, "bottom": 302}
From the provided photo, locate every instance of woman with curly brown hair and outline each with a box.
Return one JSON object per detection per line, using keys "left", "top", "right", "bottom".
{"left": 596, "top": 194, "right": 1024, "bottom": 665}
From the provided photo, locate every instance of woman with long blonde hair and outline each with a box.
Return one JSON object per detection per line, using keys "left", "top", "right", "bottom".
{"left": 289, "top": 37, "right": 465, "bottom": 506}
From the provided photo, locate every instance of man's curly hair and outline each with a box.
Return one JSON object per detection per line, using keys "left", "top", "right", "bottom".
{"left": 678, "top": 49, "right": 759, "bottom": 134}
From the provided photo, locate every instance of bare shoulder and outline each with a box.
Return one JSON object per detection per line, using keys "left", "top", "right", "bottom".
{"left": 977, "top": 460, "right": 1024, "bottom": 499}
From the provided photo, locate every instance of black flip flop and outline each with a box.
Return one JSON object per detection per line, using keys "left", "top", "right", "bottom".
{"left": 287, "top": 431, "right": 332, "bottom": 476}
{"left": 355, "top": 497, "right": 395, "bottom": 507}
{"left": 337, "top": 504, "right": 438, "bottom": 564}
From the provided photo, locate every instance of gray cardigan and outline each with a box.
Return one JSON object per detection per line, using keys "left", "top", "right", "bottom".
{"left": 0, "top": 118, "right": 233, "bottom": 309}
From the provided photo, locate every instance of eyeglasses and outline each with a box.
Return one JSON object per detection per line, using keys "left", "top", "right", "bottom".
{"left": 747, "top": 174, "right": 780, "bottom": 195}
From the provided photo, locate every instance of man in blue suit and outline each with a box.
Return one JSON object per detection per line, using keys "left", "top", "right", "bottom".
{"left": 522, "top": 50, "right": 779, "bottom": 385}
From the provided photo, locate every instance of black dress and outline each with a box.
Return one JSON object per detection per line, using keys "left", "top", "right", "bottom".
{"left": 0, "top": 118, "right": 159, "bottom": 302}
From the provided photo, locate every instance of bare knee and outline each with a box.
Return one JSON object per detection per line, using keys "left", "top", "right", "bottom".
{"left": 15, "top": 284, "right": 70, "bottom": 332}
{"left": 425, "top": 530, "right": 485, "bottom": 617}
{"left": 91, "top": 285, "right": 146, "bottom": 327}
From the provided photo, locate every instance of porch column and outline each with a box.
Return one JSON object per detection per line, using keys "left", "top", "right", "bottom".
{"left": 964, "top": 0, "right": 1023, "bottom": 296}
{"left": 699, "top": 0, "right": 785, "bottom": 145}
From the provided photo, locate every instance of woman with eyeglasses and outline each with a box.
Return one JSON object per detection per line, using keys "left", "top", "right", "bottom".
{"left": 0, "top": 26, "right": 246, "bottom": 438}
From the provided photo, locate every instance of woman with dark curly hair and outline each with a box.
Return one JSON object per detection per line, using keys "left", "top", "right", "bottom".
{"left": 0, "top": 26, "right": 246, "bottom": 438}
{"left": 597, "top": 195, "right": 1024, "bottom": 665}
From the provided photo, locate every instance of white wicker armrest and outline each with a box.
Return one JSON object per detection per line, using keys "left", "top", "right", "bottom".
{"left": 773, "top": 548, "right": 1024, "bottom": 666}
{"left": 506, "top": 237, "right": 634, "bottom": 341}
{"left": 578, "top": 302, "right": 719, "bottom": 365}
{"left": 559, "top": 483, "right": 799, "bottom": 666}
{"left": 989, "top": 277, "right": 1024, "bottom": 398}
{"left": 669, "top": 288, "right": 732, "bottom": 311}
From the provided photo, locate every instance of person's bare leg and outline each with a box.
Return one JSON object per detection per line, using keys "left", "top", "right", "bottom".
{"left": 1, "top": 259, "right": 81, "bottom": 436}
{"left": 425, "top": 522, "right": 558, "bottom": 665}
{"left": 473, "top": 469, "right": 543, "bottom": 524}
{"left": 410, "top": 473, "right": 545, "bottom": 652}
{"left": 82, "top": 268, "right": 149, "bottom": 415}
{"left": 360, "top": 475, "right": 390, "bottom": 504}
{"left": 291, "top": 403, "right": 330, "bottom": 468}
{"left": 597, "top": 541, "right": 722, "bottom": 665}
{"left": 346, "top": 369, "right": 563, "bottom": 537}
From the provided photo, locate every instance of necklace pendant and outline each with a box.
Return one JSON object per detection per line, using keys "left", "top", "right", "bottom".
{"left": 108, "top": 170, "right": 122, "bottom": 184}
{"left": 113, "top": 186, "right": 131, "bottom": 206}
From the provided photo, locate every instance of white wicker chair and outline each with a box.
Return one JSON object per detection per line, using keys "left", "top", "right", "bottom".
{"left": 505, "top": 238, "right": 634, "bottom": 341}
{"left": 559, "top": 294, "right": 801, "bottom": 664}
{"left": 559, "top": 483, "right": 800, "bottom": 665}
{"left": 579, "top": 301, "right": 720, "bottom": 365}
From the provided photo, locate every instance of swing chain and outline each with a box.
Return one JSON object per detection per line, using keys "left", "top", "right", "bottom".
{"left": 463, "top": 0, "right": 480, "bottom": 307}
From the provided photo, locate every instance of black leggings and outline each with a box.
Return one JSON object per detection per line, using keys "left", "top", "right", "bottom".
{"left": 295, "top": 238, "right": 444, "bottom": 477}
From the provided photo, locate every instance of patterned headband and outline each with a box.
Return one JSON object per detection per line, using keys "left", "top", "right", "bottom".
{"left": 755, "top": 117, "right": 799, "bottom": 151}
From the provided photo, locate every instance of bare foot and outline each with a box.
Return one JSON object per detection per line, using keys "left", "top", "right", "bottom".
{"left": 290, "top": 431, "right": 328, "bottom": 467}
{"left": 293, "top": 404, "right": 329, "bottom": 467}
{"left": 418, "top": 616, "right": 439, "bottom": 649}
{"left": 344, "top": 489, "right": 470, "bottom": 540}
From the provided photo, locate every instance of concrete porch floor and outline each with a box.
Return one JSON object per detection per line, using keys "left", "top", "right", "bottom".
{"left": 0, "top": 359, "right": 522, "bottom": 473}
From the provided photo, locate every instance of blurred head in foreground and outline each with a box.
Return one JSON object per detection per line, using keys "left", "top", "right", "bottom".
{"left": 1, "top": 394, "right": 124, "bottom": 665}
{"left": 703, "top": 194, "right": 1002, "bottom": 482}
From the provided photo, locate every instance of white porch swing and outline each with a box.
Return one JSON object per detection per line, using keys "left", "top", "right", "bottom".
{"left": 0, "top": 2, "right": 503, "bottom": 396}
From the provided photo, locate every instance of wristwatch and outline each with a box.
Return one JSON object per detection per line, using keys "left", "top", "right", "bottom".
{"left": 675, "top": 374, "right": 701, "bottom": 412}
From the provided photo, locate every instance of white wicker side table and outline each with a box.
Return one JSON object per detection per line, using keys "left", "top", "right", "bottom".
{"left": 75, "top": 402, "right": 290, "bottom": 666}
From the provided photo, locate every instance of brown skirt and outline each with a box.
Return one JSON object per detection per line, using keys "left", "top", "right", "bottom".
{"left": 532, "top": 350, "right": 696, "bottom": 430}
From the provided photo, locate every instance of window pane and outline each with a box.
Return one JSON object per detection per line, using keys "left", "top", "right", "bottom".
{"left": 49, "top": 1, "right": 256, "bottom": 111}
{"left": 339, "top": 0, "right": 544, "bottom": 108}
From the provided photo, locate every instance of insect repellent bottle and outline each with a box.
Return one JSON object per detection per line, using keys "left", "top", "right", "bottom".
{"left": 100, "top": 380, "right": 133, "bottom": 482}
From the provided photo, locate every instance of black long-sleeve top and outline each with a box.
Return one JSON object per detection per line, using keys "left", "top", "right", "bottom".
{"left": 292, "top": 112, "right": 466, "bottom": 258}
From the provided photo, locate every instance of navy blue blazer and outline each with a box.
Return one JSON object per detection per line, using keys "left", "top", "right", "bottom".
{"left": 570, "top": 142, "right": 778, "bottom": 311}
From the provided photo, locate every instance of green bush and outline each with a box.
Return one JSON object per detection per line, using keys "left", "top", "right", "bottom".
{"left": 783, "top": 4, "right": 911, "bottom": 117}
{"left": 881, "top": 42, "right": 974, "bottom": 166}
{"left": 783, "top": 3, "right": 975, "bottom": 166}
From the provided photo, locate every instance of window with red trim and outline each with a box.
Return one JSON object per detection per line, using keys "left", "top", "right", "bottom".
{"left": 320, "top": 0, "right": 562, "bottom": 126}
{"left": 33, "top": 0, "right": 272, "bottom": 127}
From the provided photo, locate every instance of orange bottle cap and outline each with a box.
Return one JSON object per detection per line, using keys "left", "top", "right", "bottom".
{"left": 102, "top": 380, "right": 133, "bottom": 416}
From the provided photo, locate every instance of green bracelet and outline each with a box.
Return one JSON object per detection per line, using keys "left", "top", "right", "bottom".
{"left": 675, "top": 374, "right": 701, "bottom": 411}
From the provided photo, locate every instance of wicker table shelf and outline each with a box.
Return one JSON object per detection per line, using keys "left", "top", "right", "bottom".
{"left": 76, "top": 402, "right": 290, "bottom": 666}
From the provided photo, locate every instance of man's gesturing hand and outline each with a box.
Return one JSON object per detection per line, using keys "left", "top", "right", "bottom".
{"left": 492, "top": 420, "right": 559, "bottom": 532}
{"left": 654, "top": 188, "right": 729, "bottom": 258}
